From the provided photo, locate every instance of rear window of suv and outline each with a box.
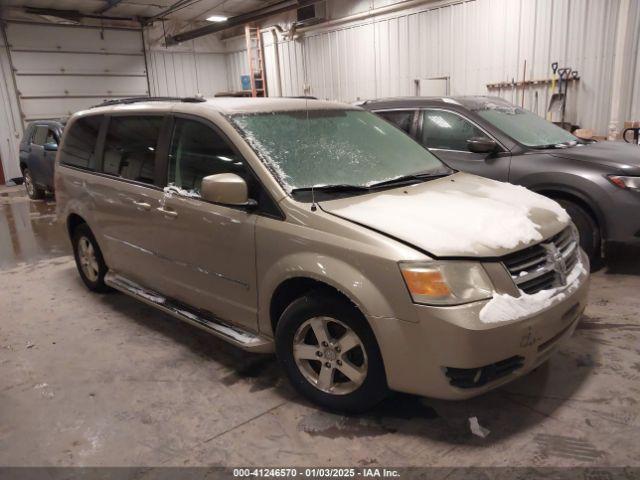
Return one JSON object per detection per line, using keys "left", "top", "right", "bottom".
{"left": 60, "top": 115, "right": 104, "bottom": 170}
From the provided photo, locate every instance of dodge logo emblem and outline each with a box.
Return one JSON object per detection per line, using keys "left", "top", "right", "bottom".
{"left": 542, "top": 243, "right": 568, "bottom": 285}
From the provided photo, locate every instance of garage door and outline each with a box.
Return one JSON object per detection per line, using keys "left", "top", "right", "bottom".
{"left": 5, "top": 22, "right": 149, "bottom": 123}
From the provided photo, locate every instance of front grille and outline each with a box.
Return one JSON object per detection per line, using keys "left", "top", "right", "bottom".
{"left": 502, "top": 226, "right": 579, "bottom": 294}
{"left": 444, "top": 355, "right": 525, "bottom": 389}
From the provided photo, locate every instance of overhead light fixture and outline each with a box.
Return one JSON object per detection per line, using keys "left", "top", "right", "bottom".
{"left": 206, "top": 15, "right": 228, "bottom": 22}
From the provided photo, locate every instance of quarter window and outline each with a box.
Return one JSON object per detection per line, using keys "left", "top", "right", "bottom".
{"left": 59, "top": 115, "right": 103, "bottom": 170}
{"left": 376, "top": 110, "right": 414, "bottom": 133}
{"left": 167, "top": 118, "right": 245, "bottom": 196}
{"left": 102, "top": 116, "right": 162, "bottom": 185}
{"left": 421, "top": 110, "right": 490, "bottom": 151}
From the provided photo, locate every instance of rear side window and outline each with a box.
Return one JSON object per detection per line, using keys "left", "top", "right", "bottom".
{"left": 102, "top": 116, "right": 162, "bottom": 185}
{"left": 60, "top": 115, "right": 103, "bottom": 170}
{"left": 32, "top": 126, "right": 49, "bottom": 146}
{"left": 376, "top": 110, "right": 414, "bottom": 133}
{"left": 45, "top": 129, "right": 57, "bottom": 146}
{"left": 167, "top": 118, "right": 245, "bottom": 196}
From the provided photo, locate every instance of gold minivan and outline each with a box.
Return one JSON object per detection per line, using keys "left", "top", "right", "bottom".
{"left": 55, "top": 97, "right": 589, "bottom": 412}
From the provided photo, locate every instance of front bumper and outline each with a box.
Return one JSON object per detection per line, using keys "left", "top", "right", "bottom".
{"left": 369, "top": 251, "right": 590, "bottom": 399}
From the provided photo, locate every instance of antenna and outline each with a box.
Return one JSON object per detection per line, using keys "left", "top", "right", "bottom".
{"left": 305, "top": 93, "right": 317, "bottom": 212}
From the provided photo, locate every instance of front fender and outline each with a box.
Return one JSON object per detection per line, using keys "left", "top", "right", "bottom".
{"left": 257, "top": 252, "right": 401, "bottom": 337}
{"left": 515, "top": 171, "right": 609, "bottom": 235}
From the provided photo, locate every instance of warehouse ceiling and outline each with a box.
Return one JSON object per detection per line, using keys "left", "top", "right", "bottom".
{"left": 2, "top": 0, "right": 283, "bottom": 22}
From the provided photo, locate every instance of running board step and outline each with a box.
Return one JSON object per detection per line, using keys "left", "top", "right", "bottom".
{"left": 105, "top": 273, "right": 274, "bottom": 353}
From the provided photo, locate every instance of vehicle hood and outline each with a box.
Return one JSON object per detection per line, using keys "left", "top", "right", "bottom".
{"left": 320, "top": 173, "right": 570, "bottom": 258}
{"left": 547, "top": 141, "right": 640, "bottom": 173}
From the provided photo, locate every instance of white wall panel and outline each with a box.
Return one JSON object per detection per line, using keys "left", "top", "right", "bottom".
{"left": 0, "top": 26, "right": 23, "bottom": 181}
{"left": 15, "top": 75, "right": 149, "bottom": 97}
{"left": 10, "top": 52, "right": 146, "bottom": 75}
{"left": 226, "top": 49, "right": 247, "bottom": 93}
{"left": 7, "top": 23, "right": 144, "bottom": 53}
{"left": 5, "top": 22, "right": 148, "bottom": 122}
{"left": 251, "top": 0, "right": 634, "bottom": 135}
{"left": 147, "top": 51, "right": 227, "bottom": 97}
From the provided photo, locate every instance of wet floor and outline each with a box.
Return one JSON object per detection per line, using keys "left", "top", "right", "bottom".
{"left": 0, "top": 184, "right": 639, "bottom": 469}
{"left": 0, "top": 186, "right": 70, "bottom": 269}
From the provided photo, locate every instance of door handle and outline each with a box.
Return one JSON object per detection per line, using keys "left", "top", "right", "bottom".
{"left": 157, "top": 206, "right": 178, "bottom": 218}
{"left": 133, "top": 200, "right": 151, "bottom": 211}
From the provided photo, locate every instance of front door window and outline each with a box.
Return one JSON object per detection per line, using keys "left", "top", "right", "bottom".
{"left": 421, "top": 110, "right": 490, "bottom": 152}
{"left": 168, "top": 118, "right": 246, "bottom": 196}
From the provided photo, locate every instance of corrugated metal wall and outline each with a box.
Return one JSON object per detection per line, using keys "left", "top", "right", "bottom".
{"left": 0, "top": 24, "right": 23, "bottom": 181}
{"left": 146, "top": 50, "right": 228, "bottom": 97}
{"left": 624, "top": 0, "right": 640, "bottom": 124}
{"left": 225, "top": 41, "right": 247, "bottom": 93}
{"left": 244, "top": 0, "right": 638, "bottom": 135}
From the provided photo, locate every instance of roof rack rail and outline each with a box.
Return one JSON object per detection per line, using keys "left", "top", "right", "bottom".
{"left": 283, "top": 96, "right": 318, "bottom": 100}
{"left": 92, "top": 96, "right": 206, "bottom": 108}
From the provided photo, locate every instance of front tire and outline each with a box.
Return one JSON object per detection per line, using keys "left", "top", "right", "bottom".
{"left": 23, "top": 168, "right": 45, "bottom": 200}
{"left": 556, "top": 199, "right": 600, "bottom": 265}
{"left": 275, "top": 290, "right": 388, "bottom": 413}
{"left": 72, "top": 223, "right": 110, "bottom": 292}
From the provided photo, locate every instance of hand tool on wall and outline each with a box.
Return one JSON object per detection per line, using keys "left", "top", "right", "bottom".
{"left": 521, "top": 60, "right": 527, "bottom": 108}
{"left": 547, "top": 62, "right": 559, "bottom": 120}
{"left": 547, "top": 62, "right": 562, "bottom": 121}
{"left": 557, "top": 67, "right": 572, "bottom": 130}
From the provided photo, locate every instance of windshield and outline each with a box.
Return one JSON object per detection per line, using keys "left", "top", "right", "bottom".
{"left": 230, "top": 109, "right": 447, "bottom": 193}
{"left": 476, "top": 102, "right": 577, "bottom": 148}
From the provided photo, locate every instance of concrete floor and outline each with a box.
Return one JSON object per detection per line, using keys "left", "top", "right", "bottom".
{"left": 1, "top": 184, "right": 639, "bottom": 468}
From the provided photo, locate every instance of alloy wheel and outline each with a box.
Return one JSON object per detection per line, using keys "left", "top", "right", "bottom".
{"left": 24, "top": 171, "right": 34, "bottom": 197}
{"left": 77, "top": 236, "right": 99, "bottom": 282}
{"left": 292, "top": 316, "right": 368, "bottom": 395}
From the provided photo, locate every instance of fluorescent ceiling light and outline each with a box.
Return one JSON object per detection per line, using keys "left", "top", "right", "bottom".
{"left": 206, "top": 15, "right": 228, "bottom": 22}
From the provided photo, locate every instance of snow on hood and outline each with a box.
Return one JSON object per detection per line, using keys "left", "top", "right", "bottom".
{"left": 321, "top": 173, "right": 570, "bottom": 257}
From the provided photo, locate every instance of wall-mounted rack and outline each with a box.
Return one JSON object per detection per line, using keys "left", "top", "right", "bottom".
{"left": 486, "top": 76, "right": 580, "bottom": 89}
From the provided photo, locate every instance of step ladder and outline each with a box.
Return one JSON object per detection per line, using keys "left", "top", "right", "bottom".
{"left": 245, "top": 25, "right": 266, "bottom": 97}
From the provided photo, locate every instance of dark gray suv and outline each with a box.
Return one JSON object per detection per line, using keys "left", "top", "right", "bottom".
{"left": 363, "top": 96, "right": 640, "bottom": 261}
{"left": 18, "top": 119, "right": 65, "bottom": 199}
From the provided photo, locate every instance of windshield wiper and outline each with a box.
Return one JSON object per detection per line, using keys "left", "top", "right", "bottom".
{"left": 368, "top": 171, "right": 451, "bottom": 188}
{"left": 531, "top": 141, "right": 578, "bottom": 150}
{"left": 291, "top": 184, "right": 371, "bottom": 194}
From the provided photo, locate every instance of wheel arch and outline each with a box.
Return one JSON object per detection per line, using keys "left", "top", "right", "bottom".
{"left": 260, "top": 254, "right": 398, "bottom": 338}
{"left": 269, "top": 277, "right": 360, "bottom": 336}
{"left": 66, "top": 213, "right": 87, "bottom": 239}
{"left": 531, "top": 184, "right": 605, "bottom": 239}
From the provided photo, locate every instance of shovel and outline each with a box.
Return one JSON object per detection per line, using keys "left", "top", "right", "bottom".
{"left": 547, "top": 62, "right": 564, "bottom": 115}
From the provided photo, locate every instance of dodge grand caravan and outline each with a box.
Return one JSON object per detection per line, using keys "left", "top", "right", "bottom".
{"left": 55, "top": 97, "right": 589, "bottom": 412}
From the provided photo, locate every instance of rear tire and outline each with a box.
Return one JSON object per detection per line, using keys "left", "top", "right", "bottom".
{"left": 23, "top": 168, "right": 45, "bottom": 200}
{"left": 556, "top": 199, "right": 600, "bottom": 266}
{"left": 275, "top": 290, "right": 388, "bottom": 413}
{"left": 72, "top": 223, "right": 111, "bottom": 293}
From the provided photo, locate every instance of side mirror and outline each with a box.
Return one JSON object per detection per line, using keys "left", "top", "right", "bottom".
{"left": 201, "top": 173, "right": 254, "bottom": 207}
{"left": 467, "top": 137, "right": 498, "bottom": 154}
{"left": 44, "top": 142, "right": 58, "bottom": 151}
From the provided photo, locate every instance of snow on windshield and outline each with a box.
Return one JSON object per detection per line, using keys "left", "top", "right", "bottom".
{"left": 231, "top": 110, "right": 444, "bottom": 193}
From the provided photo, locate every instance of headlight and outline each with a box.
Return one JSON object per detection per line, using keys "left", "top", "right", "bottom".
{"left": 607, "top": 175, "right": 640, "bottom": 191}
{"left": 399, "top": 261, "right": 494, "bottom": 306}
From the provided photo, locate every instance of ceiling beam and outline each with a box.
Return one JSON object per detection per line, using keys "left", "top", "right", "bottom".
{"left": 163, "top": 0, "right": 319, "bottom": 46}
{"left": 24, "top": 6, "right": 136, "bottom": 22}
{"left": 95, "top": 0, "right": 125, "bottom": 15}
